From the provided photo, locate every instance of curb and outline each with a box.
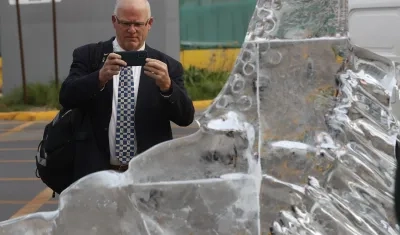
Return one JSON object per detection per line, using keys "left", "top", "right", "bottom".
{"left": 0, "top": 100, "right": 214, "bottom": 121}
{"left": 192, "top": 99, "right": 213, "bottom": 110}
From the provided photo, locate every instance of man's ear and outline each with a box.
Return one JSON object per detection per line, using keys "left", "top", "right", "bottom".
{"left": 147, "top": 17, "right": 154, "bottom": 28}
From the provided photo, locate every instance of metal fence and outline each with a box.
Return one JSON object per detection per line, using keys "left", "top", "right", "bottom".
{"left": 180, "top": 0, "right": 255, "bottom": 49}
{"left": 0, "top": 0, "right": 254, "bottom": 55}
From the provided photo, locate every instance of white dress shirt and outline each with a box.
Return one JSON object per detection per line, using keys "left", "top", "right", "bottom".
{"left": 109, "top": 38, "right": 145, "bottom": 165}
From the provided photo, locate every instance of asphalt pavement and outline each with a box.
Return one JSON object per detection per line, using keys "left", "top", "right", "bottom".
{"left": 0, "top": 116, "right": 201, "bottom": 222}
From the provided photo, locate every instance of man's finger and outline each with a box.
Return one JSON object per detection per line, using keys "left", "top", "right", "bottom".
{"left": 143, "top": 65, "right": 158, "bottom": 74}
{"left": 107, "top": 53, "right": 121, "bottom": 60}
{"left": 145, "top": 61, "right": 165, "bottom": 71}
{"left": 145, "top": 58, "right": 166, "bottom": 69}
{"left": 109, "top": 58, "right": 127, "bottom": 67}
{"left": 144, "top": 64, "right": 166, "bottom": 75}
{"left": 109, "top": 65, "right": 121, "bottom": 71}
{"left": 144, "top": 70, "right": 160, "bottom": 80}
{"left": 145, "top": 58, "right": 157, "bottom": 63}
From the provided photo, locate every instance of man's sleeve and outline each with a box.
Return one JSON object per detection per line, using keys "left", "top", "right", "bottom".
{"left": 59, "top": 45, "right": 102, "bottom": 109}
{"left": 160, "top": 59, "right": 195, "bottom": 127}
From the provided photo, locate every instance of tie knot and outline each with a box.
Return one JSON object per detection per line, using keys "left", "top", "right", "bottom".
{"left": 121, "top": 67, "right": 132, "bottom": 76}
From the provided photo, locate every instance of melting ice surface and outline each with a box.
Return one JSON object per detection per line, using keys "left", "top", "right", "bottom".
{"left": 1, "top": 0, "right": 400, "bottom": 234}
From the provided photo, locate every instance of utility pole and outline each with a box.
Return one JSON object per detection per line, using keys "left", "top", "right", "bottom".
{"left": 15, "top": 0, "right": 27, "bottom": 104}
{"left": 52, "top": 0, "right": 59, "bottom": 87}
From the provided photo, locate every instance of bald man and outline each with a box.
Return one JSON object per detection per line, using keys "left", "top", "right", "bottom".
{"left": 59, "top": 0, "right": 195, "bottom": 180}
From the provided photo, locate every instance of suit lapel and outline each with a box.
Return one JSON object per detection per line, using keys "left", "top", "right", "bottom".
{"left": 135, "top": 45, "right": 157, "bottom": 117}
{"left": 99, "top": 37, "right": 114, "bottom": 68}
{"left": 99, "top": 37, "right": 115, "bottom": 101}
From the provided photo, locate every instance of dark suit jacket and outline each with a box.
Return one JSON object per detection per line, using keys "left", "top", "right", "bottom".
{"left": 59, "top": 37, "right": 195, "bottom": 180}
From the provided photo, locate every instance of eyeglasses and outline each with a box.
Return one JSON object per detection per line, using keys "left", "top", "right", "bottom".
{"left": 114, "top": 15, "right": 150, "bottom": 28}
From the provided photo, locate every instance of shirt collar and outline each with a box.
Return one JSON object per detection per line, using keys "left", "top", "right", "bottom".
{"left": 113, "top": 37, "right": 146, "bottom": 51}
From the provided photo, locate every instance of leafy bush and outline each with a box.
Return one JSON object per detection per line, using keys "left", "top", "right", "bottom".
{"left": 184, "top": 66, "right": 229, "bottom": 100}
{"left": 0, "top": 81, "right": 61, "bottom": 112}
{"left": 0, "top": 67, "right": 229, "bottom": 111}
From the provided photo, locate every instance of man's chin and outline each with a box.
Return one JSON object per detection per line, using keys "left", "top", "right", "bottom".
{"left": 124, "top": 42, "right": 140, "bottom": 51}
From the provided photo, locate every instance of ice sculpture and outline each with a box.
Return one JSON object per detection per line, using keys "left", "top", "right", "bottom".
{"left": 1, "top": 0, "right": 400, "bottom": 234}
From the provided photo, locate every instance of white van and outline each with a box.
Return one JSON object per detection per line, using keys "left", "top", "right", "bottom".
{"left": 349, "top": 0, "right": 400, "bottom": 63}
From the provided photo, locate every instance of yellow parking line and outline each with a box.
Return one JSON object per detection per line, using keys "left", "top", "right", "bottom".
{"left": 0, "top": 200, "right": 58, "bottom": 205}
{"left": 0, "top": 138, "right": 41, "bottom": 142}
{"left": 0, "top": 129, "right": 28, "bottom": 131}
{"left": 10, "top": 187, "right": 53, "bottom": 219}
{"left": 0, "top": 121, "right": 49, "bottom": 220}
{"left": 0, "top": 160, "right": 35, "bottom": 163}
{"left": 0, "top": 122, "right": 35, "bottom": 139}
{"left": 0, "top": 122, "right": 24, "bottom": 125}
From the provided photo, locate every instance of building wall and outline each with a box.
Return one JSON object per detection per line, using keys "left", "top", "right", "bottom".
{"left": 0, "top": 0, "right": 180, "bottom": 94}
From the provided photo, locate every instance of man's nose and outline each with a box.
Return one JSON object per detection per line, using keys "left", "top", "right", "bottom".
{"left": 127, "top": 25, "right": 137, "bottom": 33}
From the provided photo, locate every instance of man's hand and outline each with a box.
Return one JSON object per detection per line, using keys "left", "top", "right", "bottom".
{"left": 99, "top": 53, "right": 127, "bottom": 87}
{"left": 143, "top": 58, "right": 171, "bottom": 92}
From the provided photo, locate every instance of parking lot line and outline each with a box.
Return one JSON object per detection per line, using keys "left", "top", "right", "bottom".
{"left": 0, "top": 122, "right": 35, "bottom": 139}
{"left": 0, "top": 138, "right": 41, "bottom": 143}
{"left": 9, "top": 187, "right": 53, "bottom": 219}
{"left": 0, "top": 200, "right": 58, "bottom": 205}
{"left": 0, "top": 122, "right": 24, "bottom": 125}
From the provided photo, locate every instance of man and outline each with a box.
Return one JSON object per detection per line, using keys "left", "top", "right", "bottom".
{"left": 59, "top": 0, "right": 195, "bottom": 180}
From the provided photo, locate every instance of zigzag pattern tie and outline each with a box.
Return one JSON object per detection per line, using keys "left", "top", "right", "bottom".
{"left": 115, "top": 66, "right": 136, "bottom": 165}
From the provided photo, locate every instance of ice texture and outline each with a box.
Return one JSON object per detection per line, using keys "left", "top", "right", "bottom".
{"left": 1, "top": 0, "right": 400, "bottom": 234}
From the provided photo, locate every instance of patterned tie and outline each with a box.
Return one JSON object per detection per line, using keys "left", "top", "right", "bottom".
{"left": 115, "top": 66, "right": 136, "bottom": 165}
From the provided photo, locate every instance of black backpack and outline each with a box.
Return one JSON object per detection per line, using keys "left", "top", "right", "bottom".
{"left": 35, "top": 108, "right": 83, "bottom": 196}
{"left": 34, "top": 41, "right": 104, "bottom": 197}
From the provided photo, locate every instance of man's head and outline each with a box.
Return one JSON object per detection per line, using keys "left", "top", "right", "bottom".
{"left": 112, "top": 0, "right": 153, "bottom": 51}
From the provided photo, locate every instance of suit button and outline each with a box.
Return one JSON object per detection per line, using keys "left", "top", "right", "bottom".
{"left": 104, "top": 127, "right": 108, "bottom": 131}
